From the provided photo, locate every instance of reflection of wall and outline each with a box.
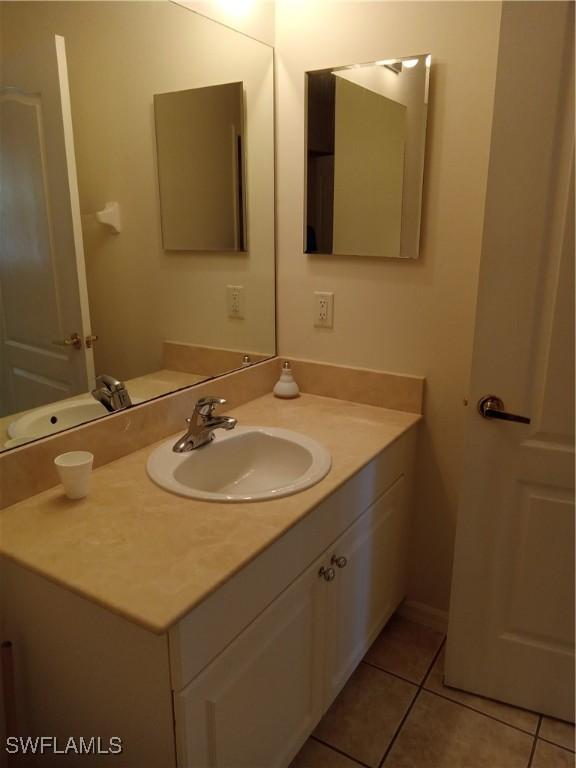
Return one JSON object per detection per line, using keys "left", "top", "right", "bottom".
{"left": 332, "top": 77, "right": 406, "bottom": 257}
{"left": 2, "top": 2, "right": 275, "bottom": 382}
{"left": 338, "top": 62, "right": 427, "bottom": 259}
{"left": 276, "top": 0, "right": 502, "bottom": 613}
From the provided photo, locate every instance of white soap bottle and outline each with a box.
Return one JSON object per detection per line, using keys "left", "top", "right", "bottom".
{"left": 273, "top": 361, "right": 300, "bottom": 399}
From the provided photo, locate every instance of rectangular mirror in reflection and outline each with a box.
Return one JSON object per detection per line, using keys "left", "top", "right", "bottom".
{"left": 154, "top": 82, "right": 246, "bottom": 251}
{"left": 0, "top": 1, "right": 275, "bottom": 452}
{"left": 305, "top": 55, "right": 430, "bottom": 259}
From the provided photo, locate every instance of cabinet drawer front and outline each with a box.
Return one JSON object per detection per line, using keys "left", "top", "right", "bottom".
{"left": 174, "top": 558, "right": 326, "bottom": 768}
{"left": 326, "top": 475, "right": 409, "bottom": 702}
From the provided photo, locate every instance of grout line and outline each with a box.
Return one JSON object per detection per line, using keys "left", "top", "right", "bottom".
{"left": 361, "top": 659, "right": 422, "bottom": 688}
{"left": 537, "top": 735, "right": 575, "bottom": 754}
{"left": 420, "top": 638, "right": 541, "bottom": 739}
{"left": 424, "top": 688, "right": 540, "bottom": 738}
{"left": 377, "top": 639, "right": 446, "bottom": 768}
{"left": 377, "top": 688, "right": 422, "bottom": 768}
{"left": 527, "top": 716, "right": 542, "bottom": 767}
{"left": 310, "top": 735, "right": 371, "bottom": 768}
{"left": 422, "top": 636, "right": 446, "bottom": 686}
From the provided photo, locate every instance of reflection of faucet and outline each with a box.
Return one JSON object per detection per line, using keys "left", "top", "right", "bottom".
{"left": 91, "top": 374, "right": 132, "bottom": 412}
{"left": 173, "top": 397, "right": 237, "bottom": 453}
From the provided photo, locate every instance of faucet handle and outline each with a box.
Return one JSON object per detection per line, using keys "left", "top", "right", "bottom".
{"left": 96, "top": 374, "right": 123, "bottom": 392}
{"left": 195, "top": 397, "right": 226, "bottom": 418}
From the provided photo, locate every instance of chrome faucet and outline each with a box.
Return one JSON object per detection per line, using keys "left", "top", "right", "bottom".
{"left": 91, "top": 374, "right": 132, "bottom": 412}
{"left": 173, "top": 397, "right": 237, "bottom": 452}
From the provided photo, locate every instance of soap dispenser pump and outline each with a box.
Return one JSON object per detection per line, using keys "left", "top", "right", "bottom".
{"left": 273, "top": 361, "right": 300, "bottom": 399}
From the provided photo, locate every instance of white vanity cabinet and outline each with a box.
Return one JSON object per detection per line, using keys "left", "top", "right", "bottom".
{"left": 172, "top": 469, "right": 412, "bottom": 768}
{"left": 174, "top": 548, "right": 327, "bottom": 768}
{"left": 323, "top": 476, "right": 407, "bottom": 703}
{"left": 1, "top": 425, "right": 417, "bottom": 768}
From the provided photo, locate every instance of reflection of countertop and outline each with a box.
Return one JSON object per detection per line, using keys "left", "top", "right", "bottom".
{"left": 0, "top": 369, "right": 206, "bottom": 449}
{"left": 121, "top": 369, "right": 207, "bottom": 400}
{"left": 0, "top": 394, "right": 420, "bottom": 633}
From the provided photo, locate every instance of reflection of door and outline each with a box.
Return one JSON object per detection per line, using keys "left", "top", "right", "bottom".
{"left": 446, "top": 3, "right": 574, "bottom": 722}
{"left": 0, "top": 35, "right": 93, "bottom": 417}
{"left": 332, "top": 77, "right": 406, "bottom": 258}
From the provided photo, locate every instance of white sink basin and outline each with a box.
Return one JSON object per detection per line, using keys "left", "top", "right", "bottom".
{"left": 6, "top": 397, "right": 141, "bottom": 445}
{"left": 147, "top": 426, "right": 332, "bottom": 502}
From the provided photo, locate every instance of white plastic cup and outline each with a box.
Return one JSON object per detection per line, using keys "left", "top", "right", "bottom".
{"left": 54, "top": 451, "right": 94, "bottom": 499}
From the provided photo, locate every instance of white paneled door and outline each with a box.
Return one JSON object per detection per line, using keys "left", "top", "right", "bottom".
{"left": 0, "top": 35, "right": 94, "bottom": 417}
{"left": 446, "top": 2, "right": 574, "bottom": 722}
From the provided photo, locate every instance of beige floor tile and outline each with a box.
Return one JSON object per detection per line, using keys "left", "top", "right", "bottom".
{"left": 532, "top": 740, "right": 576, "bottom": 768}
{"left": 383, "top": 691, "right": 533, "bottom": 768}
{"left": 423, "top": 648, "right": 539, "bottom": 734}
{"left": 364, "top": 615, "right": 444, "bottom": 684}
{"left": 290, "top": 739, "right": 364, "bottom": 768}
{"left": 540, "top": 718, "right": 576, "bottom": 752}
{"left": 314, "top": 662, "right": 417, "bottom": 767}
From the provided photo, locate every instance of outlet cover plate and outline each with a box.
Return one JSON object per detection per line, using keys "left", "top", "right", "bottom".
{"left": 314, "top": 291, "right": 334, "bottom": 328}
{"left": 227, "top": 285, "right": 244, "bottom": 318}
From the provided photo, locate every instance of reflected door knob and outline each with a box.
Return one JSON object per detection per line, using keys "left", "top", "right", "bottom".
{"left": 477, "top": 395, "right": 531, "bottom": 424}
{"left": 52, "top": 333, "right": 83, "bottom": 350}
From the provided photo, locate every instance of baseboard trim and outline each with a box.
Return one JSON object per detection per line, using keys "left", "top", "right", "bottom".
{"left": 397, "top": 600, "right": 449, "bottom": 634}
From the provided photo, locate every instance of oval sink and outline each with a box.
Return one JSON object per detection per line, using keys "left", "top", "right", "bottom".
{"left": 6, "top": 397, "right": 141, "bottom": 445}
{"left": 147, "top": 426, "right": 332, "bottom": 502}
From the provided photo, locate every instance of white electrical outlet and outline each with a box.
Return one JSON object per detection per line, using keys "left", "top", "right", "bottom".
{"left": 227, "top": 285, "right": 244, "bottom": 318}
{"left": 314, "top": 291, "right": 334, "bottom": 328}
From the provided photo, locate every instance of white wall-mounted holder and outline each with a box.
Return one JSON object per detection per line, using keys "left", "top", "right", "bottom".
{"left": 95, "top": 201, "right": 121, "bottom": 233}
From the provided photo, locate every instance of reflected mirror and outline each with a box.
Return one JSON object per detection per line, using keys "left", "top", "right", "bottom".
{"left": 305, "top": 55, "right": 430, "bottom": 258}
{"left": 0, "top": 1, "right": 275, "bottom": 451}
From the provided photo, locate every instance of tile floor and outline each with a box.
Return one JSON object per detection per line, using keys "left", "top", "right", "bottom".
{"left": 291, "top": 614, "right": 575, "bottom": 768}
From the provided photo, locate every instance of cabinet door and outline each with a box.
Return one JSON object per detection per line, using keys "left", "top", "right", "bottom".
{"left": 174, "top": 556, "right": 327, "bottom": 768}
{"left": 325, "top": 476, "right": 408, "bottom": 701}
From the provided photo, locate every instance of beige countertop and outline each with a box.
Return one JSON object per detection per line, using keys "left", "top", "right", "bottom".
{"left": 0, "top": 393, "right": 420, "bottom": 634}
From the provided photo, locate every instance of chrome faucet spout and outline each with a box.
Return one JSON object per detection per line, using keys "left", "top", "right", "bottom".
{"left": 205, "top": 416, "right": 237, "bottom": 431}
{"left": 91, "top": 374, "right": 132, "bottom": 413}
{"left": 173, "top": 398, "right": 237, "bottom": 452}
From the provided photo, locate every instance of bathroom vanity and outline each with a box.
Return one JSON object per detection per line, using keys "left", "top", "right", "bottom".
{"left": 0, "top": 393, "right": 419, "bottom": 767}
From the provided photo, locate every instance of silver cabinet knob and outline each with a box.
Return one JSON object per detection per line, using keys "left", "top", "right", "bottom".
{"left": 318, "top": 566, "right": 336, "bottom": 582}
{"left": 331, "top": 555, "right": 348, "bottom": 569}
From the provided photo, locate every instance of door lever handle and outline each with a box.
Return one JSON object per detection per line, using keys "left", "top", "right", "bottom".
{"left": 477, "top": 395, "right": 530, "bottom": 424}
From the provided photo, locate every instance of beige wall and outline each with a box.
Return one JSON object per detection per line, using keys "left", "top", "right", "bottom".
{"left": 275, "top": 1, "right": 502, "bottom": 611}
{"left": 177, "top": 0, "right": 275, "bottom": 46}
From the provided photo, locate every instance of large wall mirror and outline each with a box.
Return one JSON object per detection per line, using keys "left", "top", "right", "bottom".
{"left": 305, "top": 54, "right": 430, "bottom": 259}
{"left": 0, "top": 1, "right": 275, "bottom": 452}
